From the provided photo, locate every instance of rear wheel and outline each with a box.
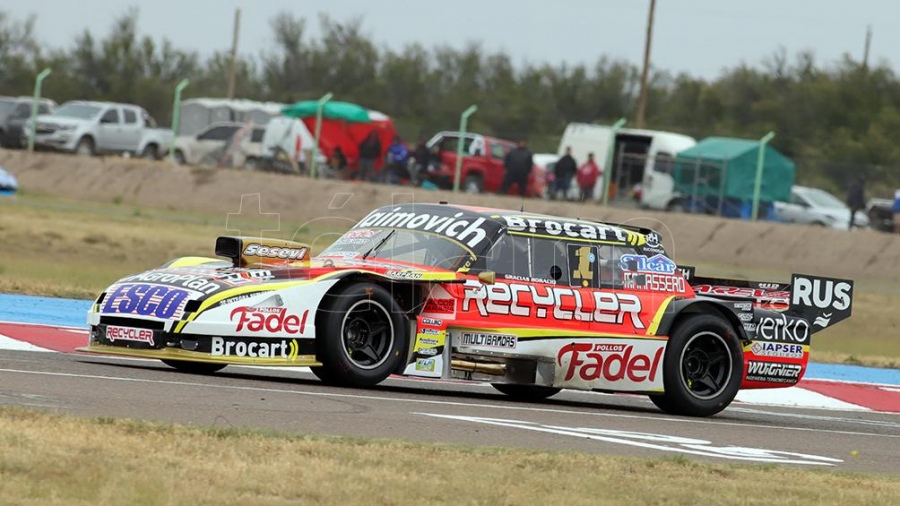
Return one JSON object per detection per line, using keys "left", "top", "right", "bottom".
{"left": 648, "top": 314, "right": 742, "bottom": 417}
{"left": 161, "top": 359, "right": 227, "bottom": 374}
{"left": 141, "top": 144, "right": 159, "bottom": 160}
{"left": 315, "top": 283, "right": 407, "bottom": 388}
{"left": 492, "top": 384, "right": 561, "bottom": 402}
{"left": 463, "top": 174, "right": 483, "bottom": 194}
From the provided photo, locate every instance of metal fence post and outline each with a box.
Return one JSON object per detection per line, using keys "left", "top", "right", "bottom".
{"left": 752, "top": 131, "right": 776, "bottom": 221}
{"left": 312, "top": 92, "right": 333, "bottom": 179}
{"left": 453, "top": 104, "right": 478, "bottom": 193}
{"left": 27, "top": 68, "right": 52, "bottom": 153}
{"left": 168, "top": 78, "right": 190, "bottom": 162}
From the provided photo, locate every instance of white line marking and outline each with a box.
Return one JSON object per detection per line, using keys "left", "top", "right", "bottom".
{"left": 0, "top": 367, "right": 896, "bottom": 439}
{"left": 0, "top": 334, "right": 52, "bottom": 353}
{"left": 416, "top": 414, "right": 842, "bottom": 466}
{"left": 735, "top": 386, "right": 869, "bottom": 411}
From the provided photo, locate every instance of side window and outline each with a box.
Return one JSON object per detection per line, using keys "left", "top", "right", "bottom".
{"left": 530, "top": 238, "right": 569, "bottom": 285}
{"left": 566, "top": 244, "right": 600, "bottom": 288}
{"left": 13, "top": 103, "right": 31, "bottom": 118}
{"left": 100, "top": 108, "right": 119, "bottom": 124}
{"left": 198, "top": 126, "right": 238, "bottom": 141}
{"left": 37, "top": 104, "right": 52, "bottom": 115}
{"left": 790, "top": 193, "right": 805, "bottom": 206}
{"left": 123, "top": 108, "right": 137, "bottom": 124}
{"left": 490, "top": 143, "right": 505, "bottom": 160}
{"left": 484, "top": 234, "right": 530, "bottom": 279}
{"left": 250, "top": 127, "right": 265, "bottom": 143}
{"left": 653, "top": 152, "right": 674, "bottom": 174}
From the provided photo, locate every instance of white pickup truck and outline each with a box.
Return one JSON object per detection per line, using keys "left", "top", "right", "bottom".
{"left": 27, "top": 101, "right": 173, "bottom": 159}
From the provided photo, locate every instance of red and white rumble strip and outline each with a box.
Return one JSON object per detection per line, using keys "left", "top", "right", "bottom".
{"left": 1, "top": 321, "right": 897, "bottom": 413}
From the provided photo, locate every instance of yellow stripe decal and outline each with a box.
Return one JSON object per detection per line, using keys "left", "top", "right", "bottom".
{"left": 646, "top": 295, "right": 676, "bottom": 337}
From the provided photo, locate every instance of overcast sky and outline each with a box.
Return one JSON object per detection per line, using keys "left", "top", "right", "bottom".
{"left": 5, "top": 0, "right": 894, "bottom": 79}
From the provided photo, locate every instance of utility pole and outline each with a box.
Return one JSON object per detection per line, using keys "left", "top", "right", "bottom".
{"left": 226, "top": 8, "right": 242, "bottom": 99}
{"left": 635, "top": 0, "right": 656, "bottom": 129}
{"left": 862, "top": 24, "right": 872, "bottom": 71}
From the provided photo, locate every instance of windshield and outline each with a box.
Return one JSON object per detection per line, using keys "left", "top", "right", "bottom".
{"left": 801, "top": 188, "right": 845, "bottom": 209}
{"left": 54, "top": 103, "right": 102, "bottom": 120}
{"left": 319, "top": 228, "right": 475, "bottom": 270}
{"left": 0, "top": 99, "right": 15, "bottom": 116}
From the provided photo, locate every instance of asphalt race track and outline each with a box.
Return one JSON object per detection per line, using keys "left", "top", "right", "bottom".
{"left": 1, "top": 349, "right": 898, "bottom": 473}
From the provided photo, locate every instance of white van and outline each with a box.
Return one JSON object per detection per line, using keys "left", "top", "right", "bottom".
{"left": 557, "top": 123, "right": 696, "bottom": 209}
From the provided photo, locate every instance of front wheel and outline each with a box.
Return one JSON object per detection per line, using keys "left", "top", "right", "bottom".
{"left": 492, "top": 383, "right": 561, "bottom": 402}
{"left": 161, "top": 359, "right": 227, "bottom": 374}
{"left": 74, "top": 137, "right": 94, "bottom": 157}
{"left": 315, "top": 283, "right": 407, "bottom": 388}
{"left": 649, "top": 313, "right": 742, "bottom": 417}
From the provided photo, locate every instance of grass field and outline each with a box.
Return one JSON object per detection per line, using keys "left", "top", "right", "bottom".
{"left": 0, "top": 407, "right": 898, "bottom": 506}
{"left": 0, "top": 193, "right": 897, "bottom": 367}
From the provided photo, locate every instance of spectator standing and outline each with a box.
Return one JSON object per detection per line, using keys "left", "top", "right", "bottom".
{"left": 553, "top": 146, "right": 577, "bottom": 200}
{"left": 386, "top": 135, "right": 410, "bottom": 185}
{"left": 893, "top": 189, "right": 900, "bottom": 234}
{"left": 576, "top": 153, "right": 601, "bottom": 202}
{"left": 411, "top": 137, "right": 430, "bottom": 185}
{"left": 846, "top": 175, "right": 866, "bottom": 229}
{"left": 327, "top": 146, "right": 347, "bottom": 177}
{"left": 499, "top": 139, "right": 533, "bottom": 197}
{"left": 357, "top": 131, "right": 382, "bottom": 182}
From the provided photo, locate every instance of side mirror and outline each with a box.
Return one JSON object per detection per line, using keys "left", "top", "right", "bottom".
{"left": 477, "top": 271, "right": 496, "bottom": 285}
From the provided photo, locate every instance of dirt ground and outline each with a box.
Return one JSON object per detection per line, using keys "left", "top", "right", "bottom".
{"left": 3, "top": 150, "right": 899, "bottom": 285}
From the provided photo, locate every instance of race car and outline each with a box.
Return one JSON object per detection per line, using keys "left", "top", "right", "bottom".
{"left": 80, "top": 203, "right": 854, "bottom": 417}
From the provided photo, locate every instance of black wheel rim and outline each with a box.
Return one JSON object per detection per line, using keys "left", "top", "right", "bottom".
{"left": 678, "top": 331, "right": 733, "bottom": 400}
{"left": 340, "top": 299, "right": 394, "bottom": 370}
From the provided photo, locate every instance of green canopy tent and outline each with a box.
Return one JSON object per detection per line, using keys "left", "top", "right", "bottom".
{"left": 280, "top": 101, "right": 372, "bottom": 122}
{"left": 673, "top": 137, "right": 795, "bottom": 217}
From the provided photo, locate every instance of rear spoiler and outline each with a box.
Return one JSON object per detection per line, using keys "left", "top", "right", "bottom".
{"left": 680, "top": 266, "right": 854, "bottom": 333}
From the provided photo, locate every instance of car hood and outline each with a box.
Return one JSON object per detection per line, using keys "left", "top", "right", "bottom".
{"left": 35, "top": 114, "right": 91, "bottom": 128}
{"left": 98, "top": 257, "right": 462, "bottom": 305}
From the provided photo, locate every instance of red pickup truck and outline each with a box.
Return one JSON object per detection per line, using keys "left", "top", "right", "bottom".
{"left": 424, "top": 131, "right": 545, "bottom": 197}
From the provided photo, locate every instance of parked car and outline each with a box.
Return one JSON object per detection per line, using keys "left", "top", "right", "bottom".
{"left": 424, "top": 131, "right": 545, "bottom": 197}
{"left": 774, "top": 185, "right": 869, "bottom": 229}
{"left": 866, "top": 197, "right": 894, "bottom": 233}
{"left": 27, "top": 101, "right": 172, "bottom": 159}
{"left": 0, "top": 96, "right": 56, "bottom": 148}
{"left": 172, "top": 122, "right": 265, "bottom": 168}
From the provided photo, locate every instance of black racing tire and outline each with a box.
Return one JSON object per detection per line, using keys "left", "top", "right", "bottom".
{"left": 492, "top": 383, "right": 561, "bottom": 402}
{"left": 74, "top": 136, "right": 94, "bottom": 157}
{"left": 315, "top": 283, "right": 407, "bottom": 388}
{"left": 308, "top": 365, "right": 341, "bottom": 385}
{"left": 173, "top": 150, "right": 187, "bottom": 165}
{"left": 161, "top": 359, "right": 227, "bottom": 374}
{"left": 649, "top": 314, "right": 742, "bottom": 417}
{"left": 463, "top": 174, "right": 483, "bottom": 194}
{"left": 665, "top": 199, "right": 685, "bottom": 213}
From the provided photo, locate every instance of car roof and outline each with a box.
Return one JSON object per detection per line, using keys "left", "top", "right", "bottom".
{"left": 437, "top": 203, "right": 658, "bottom": 247}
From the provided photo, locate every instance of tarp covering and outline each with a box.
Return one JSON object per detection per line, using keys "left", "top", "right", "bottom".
{"left": 673, "top": 137, "right": 795, "bottom": 203}
{"left": 281, "top": 101, "right": 371, "bottom": 123}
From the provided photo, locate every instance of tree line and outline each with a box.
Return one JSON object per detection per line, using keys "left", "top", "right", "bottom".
{"left": 1, "top": 9, "right": 898, "bottom": 196}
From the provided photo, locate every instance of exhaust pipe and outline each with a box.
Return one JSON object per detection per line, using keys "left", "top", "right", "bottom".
{"left": 451, "top": 359, "right": 506, "bottom": 376}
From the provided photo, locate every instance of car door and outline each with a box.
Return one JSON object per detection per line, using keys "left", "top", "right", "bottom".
{"left": 192, "top": 125, "right": 239, "bottom": 165}
{"left": 119, "top": 107, "right": 143, "bottom": 153}
{"left": 777, "top": 191, "right": 811, "bottom": 224}
{"left": 96, "top": 106, "right": 123, "bottom": 152}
